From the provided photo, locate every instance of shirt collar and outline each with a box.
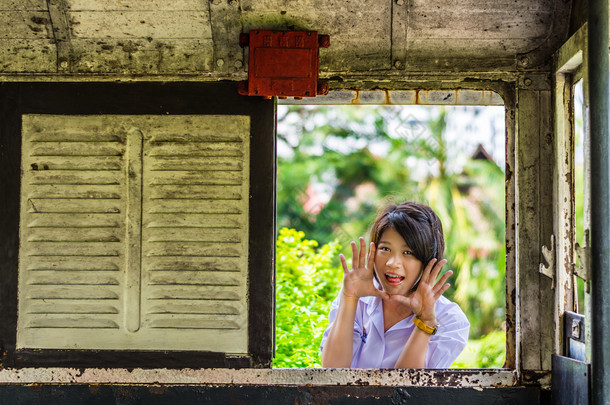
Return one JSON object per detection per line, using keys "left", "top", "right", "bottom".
{"left": 364, "top": 295, "right": 418, "bottom": 334}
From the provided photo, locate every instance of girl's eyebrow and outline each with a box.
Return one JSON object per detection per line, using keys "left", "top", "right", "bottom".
{"left": 378, "top": 240, "right": 409, "bottom": 248}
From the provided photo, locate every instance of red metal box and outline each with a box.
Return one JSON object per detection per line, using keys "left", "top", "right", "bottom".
{"left": 238, "top": 30, "right": 329, "bottom": 99}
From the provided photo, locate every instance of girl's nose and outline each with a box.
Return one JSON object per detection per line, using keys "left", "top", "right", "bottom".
{"left": 387, "top": 254, "right": 399, "bottom": 267}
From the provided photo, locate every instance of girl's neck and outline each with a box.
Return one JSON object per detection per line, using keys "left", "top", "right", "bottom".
{"left": 381, "top": 298, "right": 413, "bottom": 332}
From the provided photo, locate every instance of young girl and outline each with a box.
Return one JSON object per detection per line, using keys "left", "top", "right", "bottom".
{"left": 320, "top": 201, "right": 469, "bottom": 369}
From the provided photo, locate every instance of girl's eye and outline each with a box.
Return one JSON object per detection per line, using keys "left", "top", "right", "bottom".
{"left": 379, "top": 246, "right": 390, "bottom": 252}
{"left": 403, "top": 250, "right": 413, "bottom": 255}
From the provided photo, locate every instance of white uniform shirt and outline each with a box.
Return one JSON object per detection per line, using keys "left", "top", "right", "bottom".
{"left": 320, "top": 294, "right": 470, "bottom": 368}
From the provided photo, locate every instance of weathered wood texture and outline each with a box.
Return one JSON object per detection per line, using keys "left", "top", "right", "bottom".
{"left": 552, "top": 73, "right": 576, "bottom": 355}
{"left": 18, "top": 114, "right": 251, "bottom": 352}
{"left": 0, "top": 0, "right": 573, "bottom": 76}
{"left": 516, "top": 85, "right": 555, "bottom": 371}
{"left": 504, "top": 84, "right": 517, "bottom": 370}
{"left": 0, "top": 384, "right": 544, "bottom": 405}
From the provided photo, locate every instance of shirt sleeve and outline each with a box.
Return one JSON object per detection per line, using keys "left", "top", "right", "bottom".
{"left": 320, "top": 293, "right": 365, "bottom": 363}
{"left": 425, "top": 298, "right": 470, "bottom": 368}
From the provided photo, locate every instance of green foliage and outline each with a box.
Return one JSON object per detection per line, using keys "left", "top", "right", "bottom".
{"left": 452, "top": 330, "right": 506, "bottom": 369}
{"left": 273, "top": 228, "right": 343, "bottom": 368}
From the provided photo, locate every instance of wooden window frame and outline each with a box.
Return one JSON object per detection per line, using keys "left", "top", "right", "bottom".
{"left": 0, "top": 71, "right": 571, "bottom": 391}
{"left": 0, "top": 81, "right": 276, "bottom": 368}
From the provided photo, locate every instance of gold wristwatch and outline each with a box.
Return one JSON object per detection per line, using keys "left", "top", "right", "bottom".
{"left": 413, "top": 316, "right": 439, "bottom": 335}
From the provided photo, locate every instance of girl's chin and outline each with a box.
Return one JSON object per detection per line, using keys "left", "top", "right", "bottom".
{"left": 382, "top": 285, "right": 413, "bottom": 296}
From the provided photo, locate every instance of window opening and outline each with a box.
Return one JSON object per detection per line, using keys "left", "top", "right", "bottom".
{"left": 573, "top": 79, "right": 586, "bottom": 314}
{"left": 274, "top": 104, "right": 506, "bottom": 369}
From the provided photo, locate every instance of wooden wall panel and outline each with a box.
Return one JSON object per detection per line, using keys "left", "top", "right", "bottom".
{"left": 516, "top": 86, "right": 554, "bottom": 371}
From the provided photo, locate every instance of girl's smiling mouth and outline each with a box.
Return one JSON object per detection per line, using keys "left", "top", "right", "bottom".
{"left": 385, "top": 273, "right": 405, "bottom": 285}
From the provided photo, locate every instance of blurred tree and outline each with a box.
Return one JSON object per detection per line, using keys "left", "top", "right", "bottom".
{"left": 420, "top": 107, "right": 505, "bottom": 336}
{"left": 277, "top": 105, "right": 422, "bottom": 247}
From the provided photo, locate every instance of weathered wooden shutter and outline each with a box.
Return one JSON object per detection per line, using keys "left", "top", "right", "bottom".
{"left": 18, "top": 114, "right": 250, "bottom": 352}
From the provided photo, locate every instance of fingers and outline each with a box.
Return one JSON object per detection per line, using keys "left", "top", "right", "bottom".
{"left": 373, "top": 289, "right": 390, "bottom": 300}
{"left": 388, "top": 294, "right": 411, "bottom": 307}
{"left": 434, "top": 283, "right": 451, "bottom": 300}
{"left": 358, "top": 237, "right": 367, "bottom": 269}
{"left": 339, "top": 253, "right": 349, "bottom": 274}
{"left": 433, "top": 270, "right": 453, "bottom": 293}
{"left": 366, "top": 242, "right": 376, "bottom": 271}
{"left": 350, "top": 241, "right": 359, "bottom": 269}
{"left": 431, "top": 259, "right": 448, "bottom": 282}
{"left": 423, "top": 258, "right": 447, "bottom": 284}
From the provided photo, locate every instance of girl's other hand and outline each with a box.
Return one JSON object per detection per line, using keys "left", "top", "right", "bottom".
{"left": 388, "top": 258, "right": 453, "bottom": 323}
{"left": 340, "top": 237, "right": 390, "bottom": 301}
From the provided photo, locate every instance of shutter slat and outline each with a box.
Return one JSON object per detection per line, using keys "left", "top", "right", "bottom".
{"left": 146, "top": 213, "right": 241, "bottom": 228}
{"left": 146, "top": 242, "right": 241, "bottom": 257}
{"left": 146, "top": 228, "right": 240, "bottom": 242}
{"left": 148, "top": 285, "right": 241, "bottom": 300}
{"left": 27, "top": 301, "right": 119, "bottom": 314}
{"left": 30, "top": 142, "right": 125, "bottom": 156}
{"left": 28, "top": 185, "right": 122, "bottom": 199}
{"left": 149, "top": 170, "right": 242, "bottom": 185}
{"left": 27, "top": 213, "right": 121, "bottom": 228}
{"left": 26, "top": 286, "right": 120, "bottom": 300}
{"left": 26, "top": 256, "right": 121, "bottom": 271}
{"left": 149, "top": 156, "right": 242, "bottom": 171}
{"left": 148, "top": 142, "right": 243, "bottom": 157}
{"left": 28, "top": 228, "right": 121, "bottom": 242}
{"left": 149, "top": 184, "right": 242, "bottom": 200}
{"left": 27, "top": 198, "right": 121, "bottom": 214}
{"left": 27, "top": 242, "right": 121, "bottom": 257}
{"left": 148, "top": 317, "right": 240, "bottom": 330}
{"left": 148, "top": 302, "right": 240, "bottom": 315}
{"left": 149, "top": 271, "right": 241, "bottom": 286}
{"left": 147, "top": 199, "right": 242, "bottom": 214}
{"left": 26, "top": 271, "right": 120, "bottom": 285}
{"left": 29, "top": 171, "right": 122, "bottom": 185}
{"left": 28, "top": 317, "right": 119, "bottom": 329}
{"left": 146, "top": 257, "right": 242, "bottom": 272}
{"left": 28, "top": 156, "right": 122, "bottom": 171}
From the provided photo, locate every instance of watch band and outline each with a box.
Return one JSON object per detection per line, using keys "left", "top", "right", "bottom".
{"left": 413, "top": 316, "right": 438, "bottom": 335}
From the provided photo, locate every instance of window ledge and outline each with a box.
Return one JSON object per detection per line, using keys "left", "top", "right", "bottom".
{"left": 0, "top": 368, "right": 517, "bottom": 387}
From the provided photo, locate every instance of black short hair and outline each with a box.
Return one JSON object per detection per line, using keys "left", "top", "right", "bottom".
{"left": 369, "top": 201, "right": 445, "bottom": 292}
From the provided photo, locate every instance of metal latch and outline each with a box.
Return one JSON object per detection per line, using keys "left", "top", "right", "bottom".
{"left": 539, "top": 234, "right": 555, "bottom": 288}
{"left": 564, "top": 311, "right": 586, "bottom": 361}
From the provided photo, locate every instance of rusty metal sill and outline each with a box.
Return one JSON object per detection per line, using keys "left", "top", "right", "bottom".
{"left": 0, "top": 368, "right": 518, "bottom": 387}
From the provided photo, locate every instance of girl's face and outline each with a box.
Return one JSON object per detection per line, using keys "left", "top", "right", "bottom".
{"left": 374, "top": 227, "right": 423, "bottom": 297}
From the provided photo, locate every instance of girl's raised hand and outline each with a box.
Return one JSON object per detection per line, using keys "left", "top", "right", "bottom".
{"left": 340, "top": 237, "right": 389, "bottom": 300}
{"left": 389, "top": 258, "right": 453, "bottom": 323}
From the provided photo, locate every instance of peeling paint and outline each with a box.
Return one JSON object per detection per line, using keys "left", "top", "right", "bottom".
{"left": 0, "top": 368, "right": 518, "bottom": 387}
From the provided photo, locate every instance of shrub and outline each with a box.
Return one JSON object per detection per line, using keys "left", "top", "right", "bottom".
{"left": 273, "top": 228, "right": 343, "bottom": 368}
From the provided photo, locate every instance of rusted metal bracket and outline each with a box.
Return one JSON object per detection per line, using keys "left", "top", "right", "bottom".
{"left": 209, "top": 0, "right": 244, "bottom": 74}
{"left": 539, "top": 234, "right": 555, "bottom": 288}
{"left": 47, "top": 0, "right": 73, "bottom": 72}
{"left": 391, "top": 0, "right": 408, "bottom": 71}
{"left": 574, "top": 229, "right": 591, "bottom": 293}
